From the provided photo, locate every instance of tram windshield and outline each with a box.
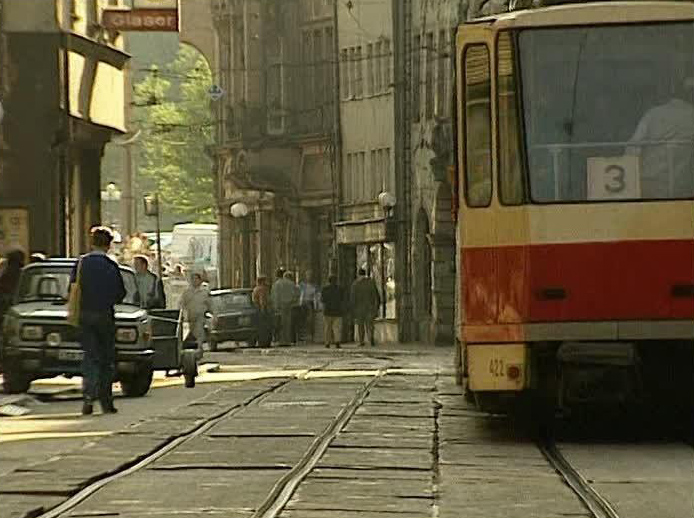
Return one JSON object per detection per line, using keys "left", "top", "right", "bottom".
{"left": 519, "top": 23, "right": 694, "bottom": 202}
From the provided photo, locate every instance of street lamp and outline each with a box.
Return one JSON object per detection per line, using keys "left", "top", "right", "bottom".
{"left": 230, "top": 202, "right": 254, "bottom": 287}
{"left": 143, "top": 193, "right": 163, "bottom": 280}
{"left": 378, "top": 191, "right": 396, "bottom": 216}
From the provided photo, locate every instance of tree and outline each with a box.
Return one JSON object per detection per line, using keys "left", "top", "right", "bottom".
{"left": 134, "top": 45, "right": 214, "bottom": 221}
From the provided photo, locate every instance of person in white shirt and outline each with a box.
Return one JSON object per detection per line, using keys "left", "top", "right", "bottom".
{"left": 298, "top": 271, "right": 318, "bottom": 343}
{"left": 179, "top": 272, "right": 211, "bottom": 359}
{"left": 626, "top": 79, "right": 694, "bottom": 198}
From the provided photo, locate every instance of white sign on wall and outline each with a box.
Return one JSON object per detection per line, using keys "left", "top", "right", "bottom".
{"left": 133, "top": 0, "right": 178, "bottom": 9}
{"left": 587, "top": 156, "right": 641, "bottom": 200}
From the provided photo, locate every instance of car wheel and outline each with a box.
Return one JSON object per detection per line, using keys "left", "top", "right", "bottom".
{"left": 181, "top": 350, "right": 197, "bottom": 389}
{"left": 209, "top": 339, "right": 218, "bottom": 352}
{"left": 2, "top": 369, "right": 31, "bottom": 394}
{"left": 120, "top": 366, "right": 153, "bottom": 397}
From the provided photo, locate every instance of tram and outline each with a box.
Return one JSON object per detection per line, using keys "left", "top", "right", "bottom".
{"left": 454, "top": 1, "right": 694, "bottom": 414}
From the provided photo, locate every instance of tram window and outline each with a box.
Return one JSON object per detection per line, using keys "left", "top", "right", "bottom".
{"left": 464, "top": 45, "right": 492, "bottom": 208}
{"left": 497, "top": 32, "right": 524, "bottom": 205}
{"left": 519, "top": 24, "right": 694, "bottom": 202}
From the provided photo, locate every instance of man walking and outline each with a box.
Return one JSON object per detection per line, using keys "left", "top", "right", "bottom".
{"left": 179, "top": 272, "right": 211, "bottom": 359}
{"left": 298, "top": 271, "right": 318, "bottom": 343}
{"left": 271, "top": 268, "right": 285, "bottom": 343}
{"left": 252, "top": 275, "right": 272, "bottom": 346}
{"left": 133, "top": 255, "right": 166, "bottom": 310}
{"left": 271, "top": 270, "right": 299, "bottom": 345}
{"left": 70, "top": 227, "right": 125, "bottom": 415}
{"left": 351, "top": 268, "right": 381, "bottom": 347}
{"left": 321, "top": 275, "right": 344, "bottom": 349}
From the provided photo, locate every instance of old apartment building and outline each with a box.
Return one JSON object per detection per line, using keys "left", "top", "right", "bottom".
{"left": 0, "top": 0, "right": 129, "bottom": 255}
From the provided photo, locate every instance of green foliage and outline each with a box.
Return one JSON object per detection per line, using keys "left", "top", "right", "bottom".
{"left": 134, "top": 45, "right": 214, "bottom": 220}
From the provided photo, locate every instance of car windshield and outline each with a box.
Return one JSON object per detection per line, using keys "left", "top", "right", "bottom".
{"left": 213, "top": 293, "right": 253, "bottom": 312}
{"left": 519, "top": 23, "right": 694, "bottom": 202}
{"left": 15, "top": 265, "right": 138, "bottom": 305}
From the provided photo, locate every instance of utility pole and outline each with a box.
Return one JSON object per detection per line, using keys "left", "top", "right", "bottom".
{"left": 122, "top": 34, "right": 134, "bottom": 238}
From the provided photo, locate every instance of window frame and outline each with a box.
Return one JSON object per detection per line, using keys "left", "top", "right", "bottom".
{"left": 496, "top": 31, "right": 528, "bottom": 206}
{"left": 462, "top": 43, "right": 493, "bottom": 209}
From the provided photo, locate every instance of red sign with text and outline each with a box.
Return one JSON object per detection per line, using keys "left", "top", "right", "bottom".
{"left": 102, "top": 9, "right": 179, "bottom": 32}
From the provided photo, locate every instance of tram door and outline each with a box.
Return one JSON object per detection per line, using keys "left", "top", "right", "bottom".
{"left": 457, "top": 34, "right": 499, "bottom": 326}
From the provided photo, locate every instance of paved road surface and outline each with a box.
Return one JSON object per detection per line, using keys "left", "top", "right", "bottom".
{"left": 0, "top": 343, "right": 691, "bottom": 518}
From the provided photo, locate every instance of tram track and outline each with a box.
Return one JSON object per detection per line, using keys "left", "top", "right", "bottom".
{"left": 539, "top": 440, "right": 621, "bottom": 518}
{"left": 32, "top": 363, "right": 388, "bottom": 518}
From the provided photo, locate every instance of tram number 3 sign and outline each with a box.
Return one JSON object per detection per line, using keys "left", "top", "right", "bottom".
{"left": 587, "top": 156, "right": 641, "bottom": 200}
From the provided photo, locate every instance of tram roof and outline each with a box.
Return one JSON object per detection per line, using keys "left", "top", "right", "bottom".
{"left": 470, "top": 2, "right": 694, "bottom": 29}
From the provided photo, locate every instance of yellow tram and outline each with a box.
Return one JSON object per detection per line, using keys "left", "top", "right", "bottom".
{"left": 454, "top": 2, "right": 694, "bottom": 414}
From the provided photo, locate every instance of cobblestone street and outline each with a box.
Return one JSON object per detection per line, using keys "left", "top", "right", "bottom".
{"left": 1, "top": 344, "right": 692, "bottom": 518}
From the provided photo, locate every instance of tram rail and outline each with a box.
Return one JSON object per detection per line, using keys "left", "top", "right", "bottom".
{"left": 539, "top": 440, "right": 621, "bottom": 518}
{"left": 33, "top": 364, "right": 386, "bottom": 518}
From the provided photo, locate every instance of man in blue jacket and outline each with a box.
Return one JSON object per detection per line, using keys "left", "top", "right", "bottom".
{"left": 70, "top": 227, "right": 126, "bottom": 415}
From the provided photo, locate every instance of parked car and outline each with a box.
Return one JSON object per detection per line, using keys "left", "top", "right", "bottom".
{"left": 205, "top": 289, "right": 260, "bottom": 351}
{"left": 0, "top": 259, "right": 154, "bottom": 396}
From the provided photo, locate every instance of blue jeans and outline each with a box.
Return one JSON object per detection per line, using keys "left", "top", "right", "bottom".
{"left": 80, "top": 312, "right": 116, "bottom": 407}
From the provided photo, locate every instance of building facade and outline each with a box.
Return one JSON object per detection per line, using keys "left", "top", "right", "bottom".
{"left": 205, "top": 0, "right": 337, "bottom": 288}
{"left": 335, "top": 0, "right": 398, "bottom": 341}
{"left": 408, "top": 1, "right": 464, "bottom": 345}
{"left": 0, "top": 0, "right": 129, "bottom": 256}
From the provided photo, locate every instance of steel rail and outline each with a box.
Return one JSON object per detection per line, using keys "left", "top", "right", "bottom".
{"left": 539, "top": 440, "right": 621, "bottom": 518}
{"left": 253, "top": 369, "right": 386, "bottom": 518}
{"left": 34, "top": 365, "right": 332, "bottom": 518}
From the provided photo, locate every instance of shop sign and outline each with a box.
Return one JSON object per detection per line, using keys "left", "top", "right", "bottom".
{"left": 102, "top": 9, "right": 179, "bottom": 32}
{"left": 0, "top": 208, "right": 29, "bottom": 255}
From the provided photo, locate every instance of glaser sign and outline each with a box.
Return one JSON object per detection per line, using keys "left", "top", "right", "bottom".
{"left": 102, "top": 7, "right": 179, "bottom": 32}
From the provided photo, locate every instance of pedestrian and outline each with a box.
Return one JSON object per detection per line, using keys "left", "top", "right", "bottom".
{"left": 0, "top": 248, "right": 26, "bottom": 324}
{"left": 179, "top": 272, "right": 211, "bottom": 360}
{"left": 351, "top": 268, "right": 381, "bottom": 347}
{"left": 70, "top": 227, "right": 125, "bottom": 415}
{"left": 252, "top": 275, "right": 272, "bottom": 346}
{"left": 271, "top": 270, "right": 299, "bottom": 345}
{"left": 298, "top": 270, "right": 318, "bottom": 343}
{"left": 132, "top": 255, "right": 166, "bottom": 310}
{"left": 270, "top": 267, "right": 285, "bottom": 343}
{"left": 321, "top": 275, "right": 344, "bottom": 349}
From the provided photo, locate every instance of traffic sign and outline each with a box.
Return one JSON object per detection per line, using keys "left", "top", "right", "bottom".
{"left": 208, "top": 85, "right": 224, "bottom": 101}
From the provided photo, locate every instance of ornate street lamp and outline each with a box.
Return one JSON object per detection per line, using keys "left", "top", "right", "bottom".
{"left": 230, "top": 202, "right": 254, "bottom": 287}
{"left": 143, "top": 193, "right": 163, "bottom": 280}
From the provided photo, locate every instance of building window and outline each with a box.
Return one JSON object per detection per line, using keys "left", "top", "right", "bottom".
{"left": 425, "top": 32, "right": 435, "bottom": 120}
{"left": 385, "top": 147, "right": 393, "bottom": 192}
{"left": 359, "top": 151, "right": 367, "bottom": 200}
{"left": 382, "top": 39, "right": 391, "bottom": 91}
{"left": 464, "top": 45, "right": 492, "bottom": 208}
{"left": 340, "top": 48, "right": 349, "bottom": 100}
{"left": 355, "top": 46, "right": 363, "bottom": 98}
{"left": 436, "top": 30, "right": 447, "bottom": 117}
{"left": 366, "top": 43, "right": 374, "bottom": 96}
{"left": 345, "top": 153, "right": 354, "bottom": 202}
{"left": 412, "top": 35, "right": 421, "bottom": 122}
{"left": 497, "top": 32, "right": 525, "bottom": 205}
{"left": 325, "top": 27, "right": 334, "bottom": 108}
{"left": 370, "top": 149, "right": 379, "bottom": 198}
{"left": 349, "top": 47, "right": 357, "bottom": 99}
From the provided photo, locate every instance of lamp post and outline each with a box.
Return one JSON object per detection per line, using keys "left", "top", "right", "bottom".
{"left": 230, "top": 202, "right": 254, "bottom": 287}
{"left": 143, "top": 193, "right": 163, "bottom": 280}
{"left": 378, "top": 191, "right": 396, "bottom": 319}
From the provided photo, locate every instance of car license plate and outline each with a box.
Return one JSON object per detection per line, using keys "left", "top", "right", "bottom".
{"left": 58, "top": 350, "right": 83, "bottom": 362}
{"left": 238, "top": 316, "right": 251, "bottom": 326}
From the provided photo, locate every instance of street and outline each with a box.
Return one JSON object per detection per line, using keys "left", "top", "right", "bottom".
{"left": 1, "top": 344, "right": 692, "bottom": 518}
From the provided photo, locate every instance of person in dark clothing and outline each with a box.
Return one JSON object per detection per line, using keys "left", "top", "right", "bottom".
{"left": 70, "top": 227, "right": 126, "bottom": 416}
{"left": 0, "top": 248, "right": 25, "bottom": 322}
{"left": 321, "top": 275, "right": 344, "bottom": 349}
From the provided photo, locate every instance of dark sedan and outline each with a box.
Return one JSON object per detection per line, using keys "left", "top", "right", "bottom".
{"left": 205, "top": 289, "right": 259, "bottom": 351}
